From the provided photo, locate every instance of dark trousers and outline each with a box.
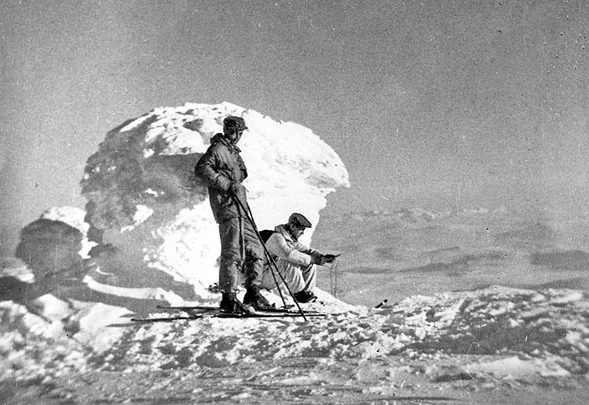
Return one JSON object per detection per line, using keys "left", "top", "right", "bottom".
{"left": 218, "top": 216, "right": 264, "bottom": 293}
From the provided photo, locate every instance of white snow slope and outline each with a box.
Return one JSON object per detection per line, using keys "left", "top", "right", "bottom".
{"left": 1, "top": 285, "right": 587, "bottom": 402}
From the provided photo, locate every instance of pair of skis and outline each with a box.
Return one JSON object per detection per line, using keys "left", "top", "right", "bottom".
{"left": 131, "top": 305, "right": 326, "bottom": 323}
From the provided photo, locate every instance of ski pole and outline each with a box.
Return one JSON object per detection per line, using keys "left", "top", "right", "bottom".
{"left": 245, "top": 205, "right": 309, "bottom": 321}
{"left": 265, "top": 253, "right": 288, "bottom": 308}
{"left": 241, "top": 199, "right": 308, "bottom": 322}
{"left": 230, "top": 192, "right": 308, "bottom": 321}
{"left": 232, "top": 199, "right": 288, "bottom": 309}
{"left": 237, "top": 197, "right": 307, "bottom": 321}
{"left": 329, "top": 260, "right": 333, "bottom": 296}
{"left": 331, "top": 258, "right": 339, "bottom": 298}
{"left": 260, "top": 235, "right": 308, "bottom": 321}
{"left": 248, "top": 225, "right": 288, "bottom": 309}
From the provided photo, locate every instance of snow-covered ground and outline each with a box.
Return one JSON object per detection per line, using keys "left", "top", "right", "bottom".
{"left": 1, "top": 281, "right": 587, "bottom": 403}
{"left": 1, "top": 104, "right": 588, "bottom": 404}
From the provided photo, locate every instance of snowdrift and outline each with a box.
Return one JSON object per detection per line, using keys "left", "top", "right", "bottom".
{"left": 14, "top": 207, "right": 92, "bottom": 276}
{"left": 1, "top": 285, "right": 587, "bottom": 397}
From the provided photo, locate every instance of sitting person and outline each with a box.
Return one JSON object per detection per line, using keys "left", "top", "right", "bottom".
{"left": 260, "top": 213, "right": 337, "bottom": 303}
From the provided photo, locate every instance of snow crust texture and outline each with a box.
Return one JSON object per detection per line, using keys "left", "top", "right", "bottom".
{"left": 1, "top": 286, "right": 587, "bottom": 400}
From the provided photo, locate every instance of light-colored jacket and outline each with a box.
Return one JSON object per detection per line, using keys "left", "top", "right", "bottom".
{"left": 266, "top": 225, "right": 321, "bottom": 269}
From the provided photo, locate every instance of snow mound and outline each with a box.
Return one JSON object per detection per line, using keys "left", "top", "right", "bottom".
{"left": 40, "top": 206, "right": 90, "bottom": 238}
{"left": 81, "top": 102, "right": 349, "bottom": 298}
{"left": 14, "top": 211, "right": 86, "bottom": 277}
{"left": 40, "top": 206, "right": 95, "bottom": 259}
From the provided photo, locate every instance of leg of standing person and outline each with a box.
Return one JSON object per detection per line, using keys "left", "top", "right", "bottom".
{"left": 218, "top": 217, "right": 253, "bottom": 312}
{"left": 218, "top": 218, "right": 241, "bottom": 293}
{"left": 242, "top": 218, "right": 263, "bottom": 289}
{"left": 242, "top": 218, "right": 272, "bottom": 309}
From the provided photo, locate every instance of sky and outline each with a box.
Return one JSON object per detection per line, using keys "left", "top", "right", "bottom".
{"left": 1, "top": 0, "right": 589, "bottom": 254}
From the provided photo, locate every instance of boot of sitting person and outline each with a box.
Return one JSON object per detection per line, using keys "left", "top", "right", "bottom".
{"left": 293, "top": 290, "right": 317, "bottom": 303}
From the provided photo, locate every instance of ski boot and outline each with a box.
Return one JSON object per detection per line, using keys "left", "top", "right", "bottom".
{"left": 293, "top": 290, "right": 317, "bottom": 303}
{"left": 243, "top": 285, "right": 273, "bottom": 311}
{"left": 220, "top": 292, "right": 255, "bottom": 314}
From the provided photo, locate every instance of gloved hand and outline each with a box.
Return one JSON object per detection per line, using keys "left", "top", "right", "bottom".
{"left": 322, "top": 254, "right": 338, "bottom": 264}
{"left": 229, "top": 182, "right": 245, "bottom": 196}
{"left": 311, "top": 254, "right": 330, "bottom": 266}
{"left": 311, "top": 253, "right": 339, "bottom": 265}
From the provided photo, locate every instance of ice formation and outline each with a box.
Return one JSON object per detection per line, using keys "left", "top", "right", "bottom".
{"left": 81, "top": 102, "right": 349, "bottom": 298}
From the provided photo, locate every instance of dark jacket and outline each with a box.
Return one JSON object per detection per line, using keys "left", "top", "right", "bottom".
{"left": 195, "top": 134, "right": 249, "bottom": 223}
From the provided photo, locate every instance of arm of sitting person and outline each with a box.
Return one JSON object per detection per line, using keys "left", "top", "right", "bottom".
{"left": 294, "top": 241, "right": 340, "bottom": 265}
{"left": 266, "top": 233, "right": 313, "bottom": 267}
{"left": 295, "top": 241, "right": 323, "bottom": 262}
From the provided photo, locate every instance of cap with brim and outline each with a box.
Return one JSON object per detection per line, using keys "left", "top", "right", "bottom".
{"left": 223, "top": 116, "right": 248, "bottom": 131}
{"left": 288, "top": 213, "right": 312, "bottom": 228}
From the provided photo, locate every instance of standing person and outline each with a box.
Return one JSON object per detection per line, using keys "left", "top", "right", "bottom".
{"left": 195, "top": 116, "right": 270, "bottom": 313}
{"left": 261, "top": 213, "right": 338, "bottom": 303}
